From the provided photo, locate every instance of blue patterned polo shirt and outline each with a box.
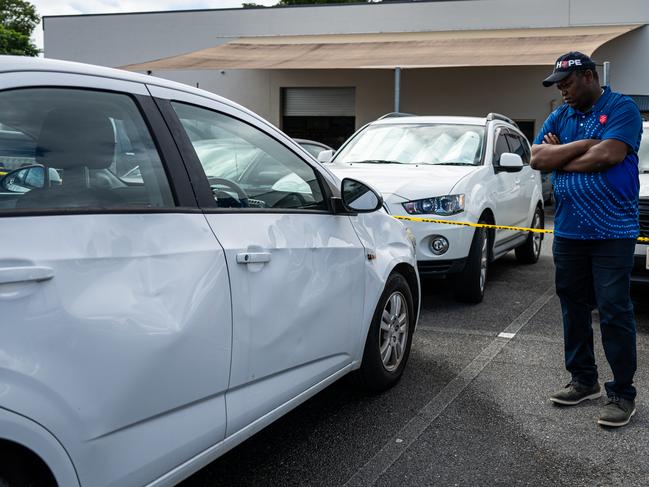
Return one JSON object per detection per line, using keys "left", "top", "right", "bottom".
{"left": 534, "top": 87, "right": 642, "bottom": 239}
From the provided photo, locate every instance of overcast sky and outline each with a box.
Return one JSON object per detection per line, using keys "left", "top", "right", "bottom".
{"left": 30, "top": 0, "right": 278, "bottom": 50}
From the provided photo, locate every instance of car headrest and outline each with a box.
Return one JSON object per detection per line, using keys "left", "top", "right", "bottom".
{"left": 36, "top": 108, "right": 116, "bottom": 170}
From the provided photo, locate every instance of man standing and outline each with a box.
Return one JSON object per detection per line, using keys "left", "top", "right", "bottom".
{"left": 531, "top": 52, "right": 642, "bottom": 427}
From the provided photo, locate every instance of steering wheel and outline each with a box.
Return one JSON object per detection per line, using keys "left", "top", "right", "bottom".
{"left": 208, "top": 177, "right": 249, "bottom": 208}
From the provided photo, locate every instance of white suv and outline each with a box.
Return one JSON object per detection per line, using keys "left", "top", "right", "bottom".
{"left": 633, "top": 121, "right": 649, "bottom": 284}
{"left": 323, "top": 114, "right": 544, "bottom": 302}
{"left": 0, "top": 57, "right": 419, "bottom": 487}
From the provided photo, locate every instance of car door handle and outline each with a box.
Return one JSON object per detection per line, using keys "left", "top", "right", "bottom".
{"left": 236, "top": 252, "right": 271, "bottom": 264}
{"left": 514, "top": 178, "right": 521, "bottom": 185}
{"left": 0, "top": 266, "right": 54, "bottom": 285}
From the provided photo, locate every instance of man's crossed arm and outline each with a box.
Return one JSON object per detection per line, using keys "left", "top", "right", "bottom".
{"left": 530, "top": 134, "right": 628, "bottom": 173}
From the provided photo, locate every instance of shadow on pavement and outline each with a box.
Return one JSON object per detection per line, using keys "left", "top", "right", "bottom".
{"left": 179, "top": 349, "right": 463, "bottom": 487}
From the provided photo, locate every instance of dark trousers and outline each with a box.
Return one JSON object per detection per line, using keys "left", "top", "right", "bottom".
{"left": 553, "top": 236, "right": 637, "bottom": 400}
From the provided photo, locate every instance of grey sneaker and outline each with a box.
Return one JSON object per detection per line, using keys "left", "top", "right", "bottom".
{"left": 549, "top": 381, "right": 601, "bottom": 405}
{"left": 598, "top": 396, "right": 636, "bottom": 427}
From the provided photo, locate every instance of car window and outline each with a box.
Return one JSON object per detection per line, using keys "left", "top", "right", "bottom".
{"left": 335, "top": 123, "right": 485, "bottom": 166}
{"left": 301, "top": 143, "right": 326, "bottom": 158}
{"left": 505, "top": 132, "right": 530, "bottom": 165}
{"left": 521, "top": 138, "right": 532, "bottom": 165}
{"left": 493, "top": 131, "right": 511, "bottom": 164}
{"left": 0, "top": 88, "right": 174, "bottom": 211}
{"left": 171, "top": 102, "right": 327, "bottom": 210}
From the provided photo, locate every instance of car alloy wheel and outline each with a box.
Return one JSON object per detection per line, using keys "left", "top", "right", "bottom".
{"left": 351, "top": 272, "right": 415, "bottom": 392}
{"left": 515, "top": 206, "right": 544, "bottom": 265}
{"left": 379, "top": 291, "right": 409, "bottom": 372}
{"left": 531, "top": 211, "right": 542, "bottom": 259}
{"left": 479, "top": 230, "right": 489, "bottom": 293}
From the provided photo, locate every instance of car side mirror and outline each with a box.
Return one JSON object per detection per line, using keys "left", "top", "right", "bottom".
{"left": 0, "top": 165, "right": 47, "bottom": 193}
{"left": 317, "top": 149, "right": 334, "bottom": 163}
{"left": 498, "top": 153, "right": 524, "bottom": 172}
{"left": 340, "top": 178, "right": 383, "bottom": 213}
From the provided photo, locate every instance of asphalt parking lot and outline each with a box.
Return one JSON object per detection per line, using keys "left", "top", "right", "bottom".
{"left": 182, "top": 209, "right": 649, "bottom": 487}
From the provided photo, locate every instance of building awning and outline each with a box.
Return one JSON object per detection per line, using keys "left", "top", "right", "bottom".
{"left": 122, "top": 25, "right": 641, "bottom": 71}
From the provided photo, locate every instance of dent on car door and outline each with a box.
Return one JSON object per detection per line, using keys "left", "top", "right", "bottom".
{"left": 0, "top": 80, "right": 231, "bottom": 486}
{"left": 148, "top": 86, "right": 367, "bottom": 437}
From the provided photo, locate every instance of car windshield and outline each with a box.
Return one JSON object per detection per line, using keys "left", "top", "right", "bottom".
{"left": 638, "top": 129, "right": 649, "bottom": 174}
{"left": 335, "top": 123, "right": 485, "bottom": 166}
{"left": 193, "top": 139, "right": 260, "bottom": 180}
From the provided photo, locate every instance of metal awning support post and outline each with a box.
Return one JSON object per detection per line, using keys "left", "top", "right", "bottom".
{"left": 603, "top": 61, "right": 611, "bottom": 87}
{"left": 394, "top": 67, "right": 401, "bottom": 112}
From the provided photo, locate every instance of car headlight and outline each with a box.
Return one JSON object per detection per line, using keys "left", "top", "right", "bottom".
{"left": 402, "top": 194, "right": 465, "bottom": 216}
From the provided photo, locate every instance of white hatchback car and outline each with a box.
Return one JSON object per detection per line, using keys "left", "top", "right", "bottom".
{"left": 322, "top": 114, "right": 544, "bottom": 302}
{"left": 0, "top": 57, "right": 419, "bottom": 487}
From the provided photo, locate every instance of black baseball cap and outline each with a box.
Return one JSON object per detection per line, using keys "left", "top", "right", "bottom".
{"left": 542, "top": 52, "right": 597, "bottom": 87}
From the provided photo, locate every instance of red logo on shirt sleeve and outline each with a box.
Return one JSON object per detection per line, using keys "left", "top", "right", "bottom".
{"left": 599, "top": 114, "right": 608, "bottom": 124}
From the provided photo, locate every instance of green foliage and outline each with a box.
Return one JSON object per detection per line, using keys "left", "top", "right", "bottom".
{"left": 0, "top": 0, "right": 38, "bottom": 35}
{"left": 0, "top": 0, "right": 39, "bottom": 56}
{"left": 0, "top": 24, "right": 38, "bottom": 56}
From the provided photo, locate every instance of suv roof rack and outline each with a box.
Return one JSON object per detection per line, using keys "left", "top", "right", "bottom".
{"left": 377, "top": 112, "right": 415, "bottom": 120}
{"left": 486, "top": 112, "right": 518, "bottom": 128}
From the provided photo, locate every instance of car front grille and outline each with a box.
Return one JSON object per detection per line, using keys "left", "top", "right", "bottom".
{"left": 640, "top": 197, "right": 649, "bottom": 238}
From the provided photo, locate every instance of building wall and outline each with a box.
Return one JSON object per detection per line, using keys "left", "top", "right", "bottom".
{"left": 41, "top": 0, "right": 649, "bottom": 136}
{"left": 399, "top": 66, "right": 558, "bottom": 136}
{"left": 593, "top": 26, "right": 649, "bottom": 96}
{"left": 570, "top": 0, "right": 649, "bottom": 25}
{"left": 268, "top": 70, "right": 395, "bottom": 129}
{"left": 277, "top": 67, "right": 560, "bottom": 136}
{"left": 159, "top": 69, "right": 274, "bottom": 121}
{"left": 43, "top": 0, "right": 649, "bottom": 68}
{"left": 155, "top": 66, "right": 558, "bottom": 136}
{"left": 149, "top": 69, "right": 396, "bottom": 130}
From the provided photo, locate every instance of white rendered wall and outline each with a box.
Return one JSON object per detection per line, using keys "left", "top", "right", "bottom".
{"left": 44, "top": 0, "right": 649, "bottom": 68}
{"left": 41, "top": 0, "right": 649, "bottom": 134}
{"left": 593, "top": 26, "right": 649, "bottom": 96}
{"left": 165, "top": 66, "right": 560, "bottom": 136}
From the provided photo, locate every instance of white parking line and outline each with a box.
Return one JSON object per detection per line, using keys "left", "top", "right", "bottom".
{"left": 343, "top": 285, "right": 556, "bottom": 487}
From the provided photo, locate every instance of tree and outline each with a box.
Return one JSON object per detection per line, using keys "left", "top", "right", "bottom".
{"left": 0, "top": 0, "right": 39, "bottom": 56}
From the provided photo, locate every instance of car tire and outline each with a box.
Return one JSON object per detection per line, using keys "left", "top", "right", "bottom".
{"left": 515, "top": 206, "right": 544, "bottom": 265}
{"left": 351, "top": 272, "right": 415, "bottom": 393}
{"left": 453, "top": 224, "right": 489, "bottom": 303}
{"left": 0, "top": 472, "right": 52, "bottom": 487}
{"left": 0, "top": 460, "right": 43, "bottom": 487}
{"left": 0, "top": 444, "right": 56, "bottom": 487}
{"left": 0, "top": 449, "right": 25, "bottom": 487}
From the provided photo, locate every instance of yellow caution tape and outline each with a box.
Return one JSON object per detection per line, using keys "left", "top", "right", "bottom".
{"left": 393, "top": 215, "right": 649, "bottom": 244}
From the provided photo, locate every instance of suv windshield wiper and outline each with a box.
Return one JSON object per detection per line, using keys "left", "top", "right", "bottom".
{"left": 429, "top": 162, "right": 473, "bottom": 166}
{"left": 347, "top": 159, "right": 403, "bottom": 164}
